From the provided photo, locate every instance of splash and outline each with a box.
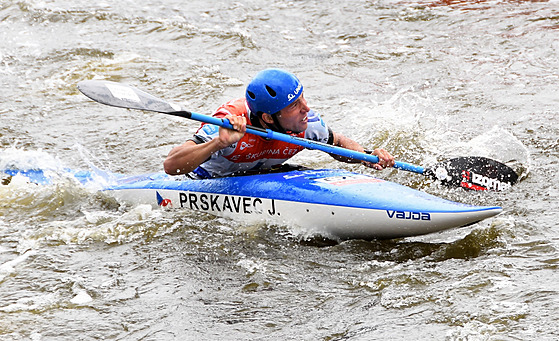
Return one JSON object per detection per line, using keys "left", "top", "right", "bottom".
{"left": 0, "top": 250, "right": 37, "bottom": 284}
{"left": 0, "top": 146, "right": 118, "bottom": 190}
{"left": 0, "top": 147, "right": 182, "bottom": 248}
{"left": 0, "top": 146, "right": 65, "bottom": 172}
{"left": 440, "top": 126, "right": 531, "bottom": 178}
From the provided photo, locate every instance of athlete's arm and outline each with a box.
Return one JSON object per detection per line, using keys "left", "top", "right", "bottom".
{"left": 163, "top": 115, "right": 246, "bottom": 175}
{"left": 330, "top": 132, "right": 394, "bottom": 170}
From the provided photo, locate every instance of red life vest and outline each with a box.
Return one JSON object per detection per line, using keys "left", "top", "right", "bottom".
{"left": 202, "top": 98, "right": 306, "bottom": 164}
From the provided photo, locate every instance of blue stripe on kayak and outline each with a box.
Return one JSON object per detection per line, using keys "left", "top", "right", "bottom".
{"left": 3, "top": 168, "right": 501, "bottom": 214}
{"left": 103, "top": 169, "right": 502, "bottom": 214}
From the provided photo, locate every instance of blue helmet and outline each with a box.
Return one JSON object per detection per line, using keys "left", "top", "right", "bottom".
{"left": 245, "top": 69, "right": 303, "bottom": 116}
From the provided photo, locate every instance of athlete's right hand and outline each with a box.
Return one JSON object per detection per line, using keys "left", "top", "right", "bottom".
{"left": 217, "top": 115, "right": 247, "bottom": 148}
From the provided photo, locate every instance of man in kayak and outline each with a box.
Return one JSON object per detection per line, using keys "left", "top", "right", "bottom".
{"left": 164, "top": 68, "right": 394, "bottom": 178}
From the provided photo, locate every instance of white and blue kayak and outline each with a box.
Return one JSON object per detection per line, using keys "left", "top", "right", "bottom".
{"left": 3, "top": 166, "right": 502, "bottom": 239}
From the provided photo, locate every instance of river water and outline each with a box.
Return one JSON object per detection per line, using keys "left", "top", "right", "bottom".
{"left": 1, "top": 0, "right": 558, "bottom": 340}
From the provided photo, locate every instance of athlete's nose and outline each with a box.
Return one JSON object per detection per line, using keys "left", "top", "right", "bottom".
{"left": 299, "top": 96, "right": 310, "bottom": 113}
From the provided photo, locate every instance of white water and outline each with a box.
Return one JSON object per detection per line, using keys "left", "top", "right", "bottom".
{"left": 1, "top": 0, "right": 559, "bottom": 340}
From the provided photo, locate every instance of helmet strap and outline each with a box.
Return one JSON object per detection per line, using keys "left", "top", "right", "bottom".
{"left": 271, "top": 113, "right": 288, "bottom": 134}
{"left": 249, "top": 112, "right": 262, "bottom": 128}
{"left": 259, "top": 112, "right": 288, "bottom": 135}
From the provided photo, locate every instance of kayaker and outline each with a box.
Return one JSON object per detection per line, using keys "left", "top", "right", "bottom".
{"left": 164, "top": 68, "right": 395, "bottom": 178}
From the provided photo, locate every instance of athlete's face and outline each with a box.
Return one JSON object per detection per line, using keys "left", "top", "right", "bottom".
{"left": 276, "top": 94, "right": 310, "bottom": 133}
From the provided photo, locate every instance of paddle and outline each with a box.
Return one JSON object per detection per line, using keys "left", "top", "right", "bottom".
{"left": 77, "top": 80, "right": 518, "bottom": 191}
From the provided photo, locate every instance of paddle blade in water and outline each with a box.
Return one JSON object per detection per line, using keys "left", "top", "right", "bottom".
{"left": 425, "top": 157, "right": 518, "bottom": 191}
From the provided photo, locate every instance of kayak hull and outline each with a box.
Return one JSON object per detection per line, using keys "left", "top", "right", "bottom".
{"left": 3, "top": 168, "right": 502, "bottom": 239}
{"left": 111, "top": 188, "right": 499, "bottom": 239}
{"left": 103, "top": 169, "right": 501, "bottom": 239}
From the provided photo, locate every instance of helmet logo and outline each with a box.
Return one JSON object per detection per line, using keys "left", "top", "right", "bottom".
{"left": 287, "top": 83, "right": 303, "bottom": 101}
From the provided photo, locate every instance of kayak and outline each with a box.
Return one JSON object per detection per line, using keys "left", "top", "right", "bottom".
{"left": 3, "top": 166, "right": 502, "bottom": 239}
